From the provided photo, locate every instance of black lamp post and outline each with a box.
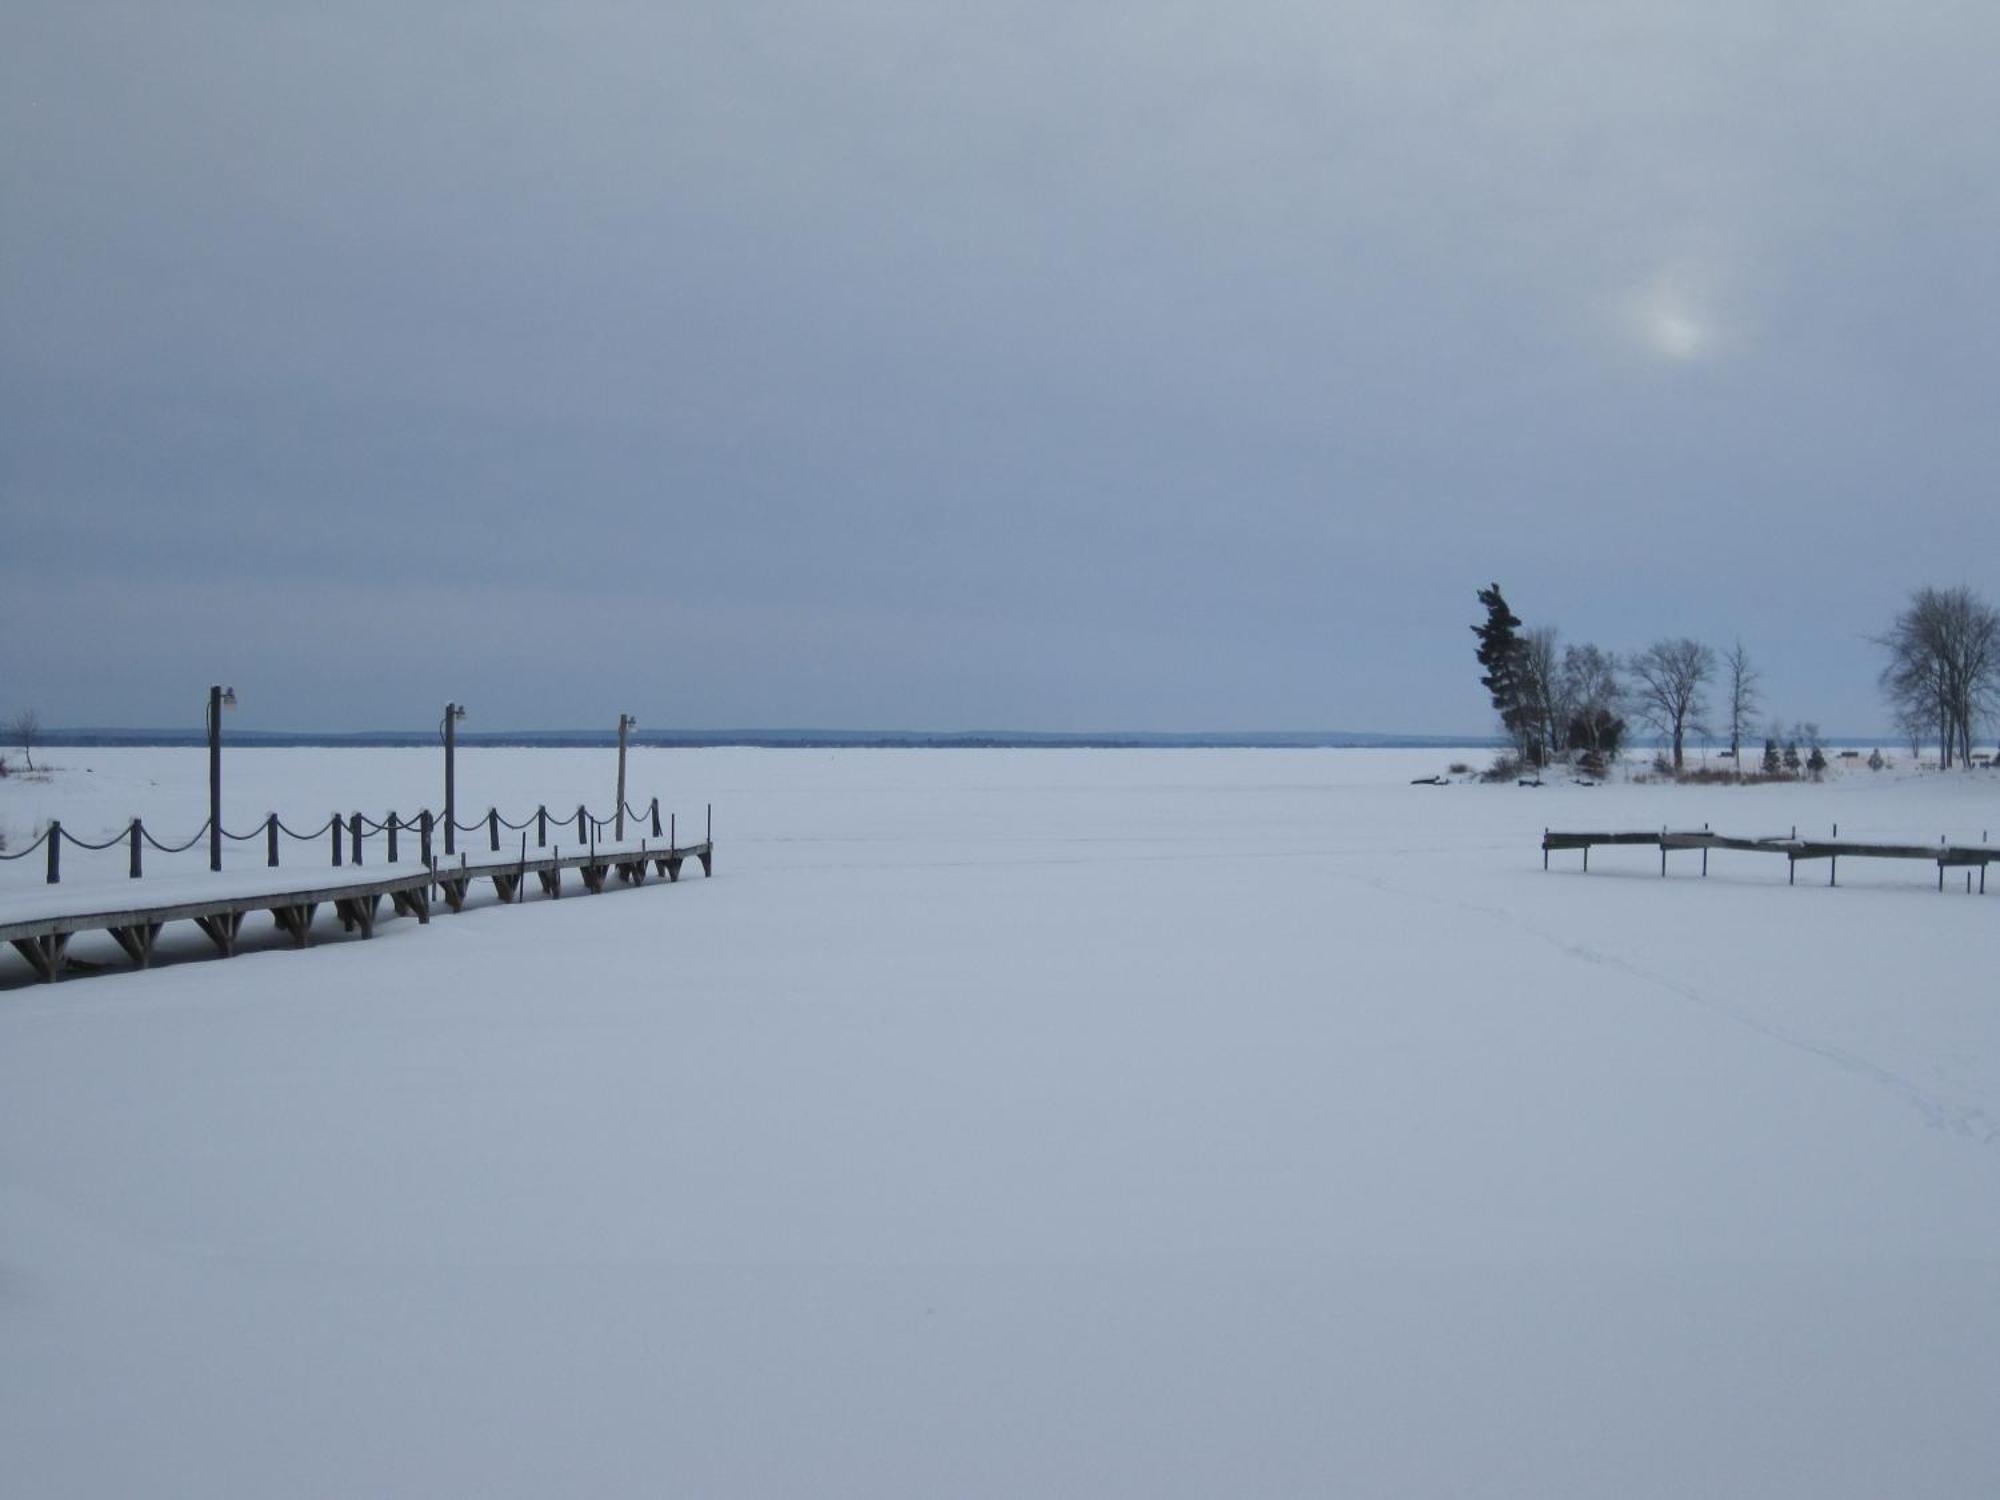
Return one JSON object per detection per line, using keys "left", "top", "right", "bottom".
{"left": 208, "top": 684, "right": 236, "bottom": 872}
{"left": 442, "top": 702, "right": 467, "bottom": 855}
{"left": 615, "top": 713, "right": 637, "bottom": 840}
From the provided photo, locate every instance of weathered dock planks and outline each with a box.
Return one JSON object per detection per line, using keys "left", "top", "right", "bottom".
{"left": 0, "top": 835, "right": 714, "bottom": 984}
{"left": 1543, "top": 827, "right": 1992, "bottom": 891}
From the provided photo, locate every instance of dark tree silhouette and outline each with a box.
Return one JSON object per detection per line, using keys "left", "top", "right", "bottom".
{"left": 1473, "top": 584, "right": 1533, "bottom": 761}
{"left": 1629, "top": 638, "right": 1714, "bottom": 771}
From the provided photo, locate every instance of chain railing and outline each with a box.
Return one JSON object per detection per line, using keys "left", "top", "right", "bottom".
{"left": 1, "top": 795, "right": 712, "bottom": 886}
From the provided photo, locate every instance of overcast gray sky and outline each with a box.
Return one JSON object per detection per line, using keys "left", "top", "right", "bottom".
{"left": 5, "top": 1, "right": 1997, "bottom": 735}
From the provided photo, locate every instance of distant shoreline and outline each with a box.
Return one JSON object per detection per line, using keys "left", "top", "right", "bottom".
{"left": 36, "top": 728, "right": 1498, "bottom": 751}
{"left": 29, "top": 729, "right": 1903, "bottom": 752}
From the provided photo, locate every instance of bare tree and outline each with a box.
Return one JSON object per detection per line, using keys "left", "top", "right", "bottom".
{"left": 1723, "top": 640, "right": 1760, "bottom": 771}
{"left": 8, "top": 708, "right": 40, "bottom": 772}
{"left": 1517, "top": 626, "right": 1563, "bottom": 765}
{"left": 1557, "top": 644, "right": 1624, "bottom": 769}
{"left": 1629, "top": 638, "right": 1715, "bottom": 771}
{"left": 1876, "top": 586, "right": 2000, "bottom": 769}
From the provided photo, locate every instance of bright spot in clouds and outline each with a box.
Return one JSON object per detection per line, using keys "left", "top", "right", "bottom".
{"left": 1628, "top": 265, "right": 1718, "bottom": 361}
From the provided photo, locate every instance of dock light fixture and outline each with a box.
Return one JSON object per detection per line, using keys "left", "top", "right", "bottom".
{"left": 616, "top": 713, "right": 638, "bottom": 840}
{"left": 442, "top": 702, "right": 468, "bottom": 855}
{"left": 208, "top": 685, "right": 236, "bottom": 872}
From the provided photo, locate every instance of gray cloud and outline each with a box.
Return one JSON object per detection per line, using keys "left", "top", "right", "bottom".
{"left": 5, "top": 1, "right": 1998, "bottom": 734}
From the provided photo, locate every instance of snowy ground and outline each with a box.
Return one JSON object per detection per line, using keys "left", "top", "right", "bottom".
{"left": 3, "top": 747, "right": 1997, "bottom": 1498}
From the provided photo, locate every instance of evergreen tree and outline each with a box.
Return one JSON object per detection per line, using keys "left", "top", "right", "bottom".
{"left": 1762, "top": 737, "right": 1782, "bottom": 775}
{"left": 1473, "top": 584, "right": 1531, "bottom": 759}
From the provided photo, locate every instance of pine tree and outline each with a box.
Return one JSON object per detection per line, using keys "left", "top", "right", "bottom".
{"left": 1762, "top": 737, "right": 1781, "bottom": 775}
{"left": 1473, "top": 584, "right": 1530, "bottom": 759}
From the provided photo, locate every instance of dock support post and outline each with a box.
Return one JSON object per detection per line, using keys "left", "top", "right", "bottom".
{"left": 1830, "top": 856, "right": 1836, "bottom": 887}
{"left": 537, "top": 806, "right": 547, "bottom": 848}
{"left": 489, "top": 808, "right": 500, "bottom": 853}
{"left": 12, "top": 932, "right": 70, "bottom": 982}
{"left": 420, "top": 812, "right": 433, "bottom": 867}
{"left": 350, "top": 813, "right": 363, "bottom": 866}
{"left": 332, "top": 816, "right": 343, "bottom": 867}
{"left": 387, "top": 813, "right": 399, "bottom": 864}
{"left": 46, "top": 821, "right": 60, "bottom": 884}
{"left": 651, "top": 798, "right": 662, "bottom": 837}
{"left": 110, "top": 923, "right": 160, "bottom": 968}
{"left": 267, "top": 814, "right": 279, "bottom": 868}
{"left": 1789, "top": 856, "right": 1796, "bottom": 886}
{"left": 577, "top": 805, "right": 587, "bottom": 843}
{"left": 130, "top": 819, "right": 142, "bottom": 879}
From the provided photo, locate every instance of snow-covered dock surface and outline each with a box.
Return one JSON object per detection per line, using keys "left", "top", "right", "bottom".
{"left": 3, "top": 747, "right": 1998, "bottom": 1497}
{"left": 0, "top": 860, "right": 435, "bottom": 930}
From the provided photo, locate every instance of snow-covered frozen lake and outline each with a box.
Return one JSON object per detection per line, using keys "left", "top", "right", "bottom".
{"left": 3, "top": 747, "right": 1997, "bottom": 1497}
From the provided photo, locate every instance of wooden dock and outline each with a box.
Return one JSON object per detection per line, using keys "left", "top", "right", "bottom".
{"left": 1543, "top": 828, "right": 1992, "bottom": 890}
{"left": 1, "top": 835, "right": 714, "bottom": 984}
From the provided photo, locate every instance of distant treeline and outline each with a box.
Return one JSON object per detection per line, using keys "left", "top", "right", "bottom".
{"left": 35, "top": 728, "right": 1501, "bottom": 751}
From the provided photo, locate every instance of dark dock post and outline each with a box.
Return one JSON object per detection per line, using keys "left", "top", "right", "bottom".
{"left": 332, "top": 816, "right": 343, "bottom": 867}
{"left": 419, "top": 811, "right": 433, "bottom": 866}
{"left": 387, "top": 813, "right": 399, "bottom": 864}
{"left": 207, "top": 684, "right": 229, "bottom": 873}
{"left": 130, "top": 819, "right": 142, "bottom": 879}
{"left": 537, "top": 805, "right": 547, "bottom": 848}
{"left": 651, "top": 798, "right": 662, "bottom": 837}
{"left": 350, "top": 813, "right": 363, "bottom": 866}
{"left": 576, "top": 805, "right": 587, "bottom": 843}
{"left": 442, "top": 702, "right": 464, "bottom": 856}
{"left": 47, "top": 821, "right": 60, "bottom": 884}
{"left": 488, "top": 808, "right": 499, "bottom": 852}
{"left": 267, "top": 814, "right": 279, "bottom": 868}
{"left": 615, "top": 713, "right": 635, "bottom": 840}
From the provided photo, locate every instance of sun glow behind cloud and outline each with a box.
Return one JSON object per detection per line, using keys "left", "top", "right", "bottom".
{"left": 1630, "top": 265, "right": 1714, "bottom": 360}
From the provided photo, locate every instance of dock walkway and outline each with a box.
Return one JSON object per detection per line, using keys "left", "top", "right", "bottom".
{"left": 1543, "top": 827, "right": 1991, "bottom": 890}
{"left": 1, "top": 834, "right": 713, "bottom": 983}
